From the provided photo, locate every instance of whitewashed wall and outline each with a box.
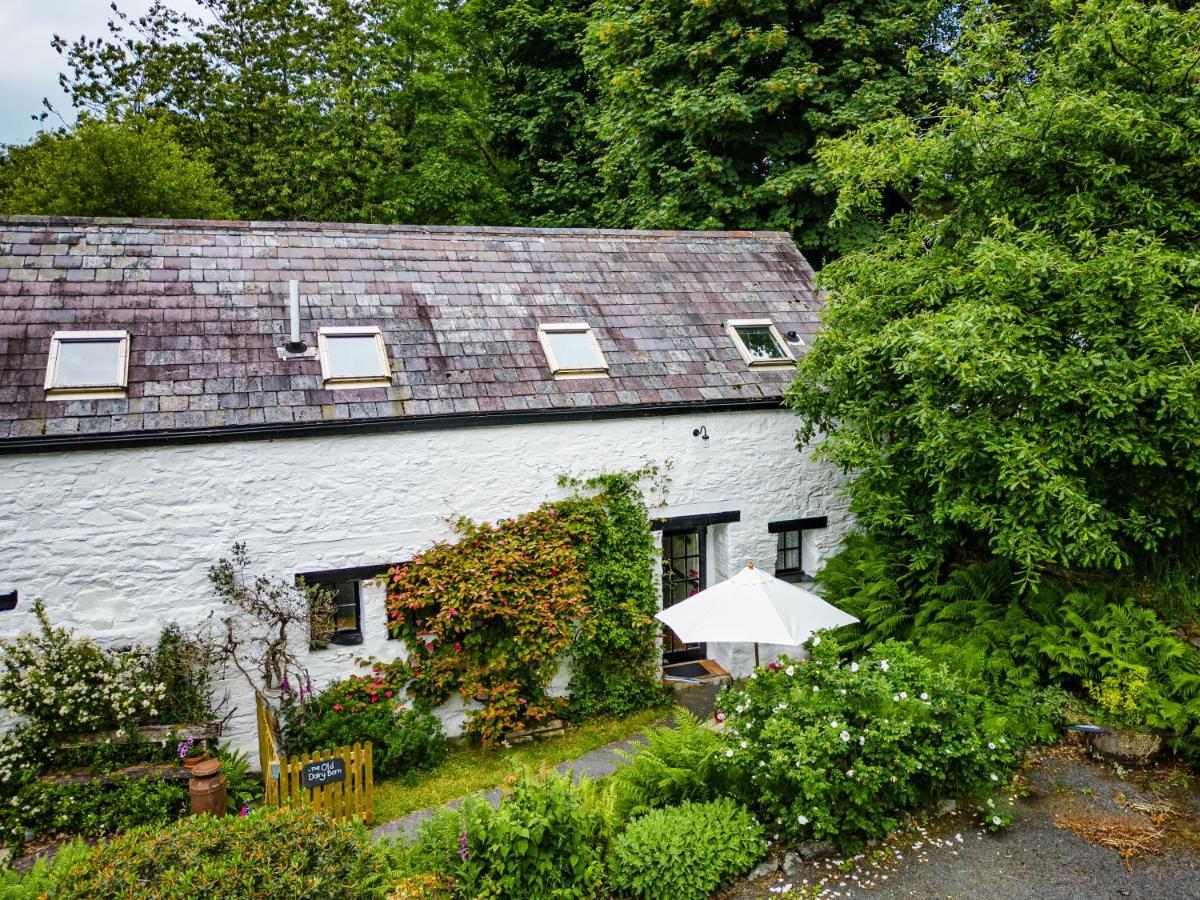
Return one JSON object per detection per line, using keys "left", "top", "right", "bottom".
{"left": 0, "top": 408, "right": 851, "bottom": 756}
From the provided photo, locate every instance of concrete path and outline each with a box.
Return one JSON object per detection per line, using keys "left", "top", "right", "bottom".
{"left": 371, "top": 733, "right": 649, "bottom": 841}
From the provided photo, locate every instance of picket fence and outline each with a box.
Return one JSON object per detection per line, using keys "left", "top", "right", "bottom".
{"left": 256, "top": 693, "right": 374, "bottom": 824}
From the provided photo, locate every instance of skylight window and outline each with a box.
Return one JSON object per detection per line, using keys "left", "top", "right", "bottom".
{"left": 726, "top": 319, "right": 795, "bottom": 368}
{"left": 44, "top": 330, "right": 130, "bottom": 399}
{"left": 316, "top": 327, "right": 392, "bottom": 388}
{"left": 538, "top": 323, "right": 609, "bottom": 378}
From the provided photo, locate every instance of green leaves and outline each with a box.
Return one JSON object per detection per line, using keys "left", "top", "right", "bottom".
{"left": 0, "top": 117, "right": 232, "bottom": 219}
{"left": 793, "top": 0, "right": 1200, "bottom": 579}
{"left": 721, "top": 637, "right": 1023, "bottom": 848}
{"left": 49, "top": 0, "right": 509, "bottom": 224}
{"left": 607, "top": 797, "right": 765, "bottom": 900}
{"left": 386, "top": 472, "right": 661, "bottom": 743}
{"left": 582, "top": 0, "right": 949, "bottom": 260}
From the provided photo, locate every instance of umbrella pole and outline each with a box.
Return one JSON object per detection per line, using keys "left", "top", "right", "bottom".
{"left": 754, "top": 642, "right": 760, "bottom": 669}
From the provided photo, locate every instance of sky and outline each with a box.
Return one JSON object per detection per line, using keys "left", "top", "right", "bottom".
{"left": 0, "top": 1, "right": 199, "bottom": 147}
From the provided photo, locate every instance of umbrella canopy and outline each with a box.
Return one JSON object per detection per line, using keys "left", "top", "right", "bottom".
{"left": 656, "top": 563, "right": 859, "bottom": 647}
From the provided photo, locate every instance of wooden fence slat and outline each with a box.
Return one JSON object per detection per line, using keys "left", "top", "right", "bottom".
{"left": 256, "top": 695, "right": 373, "bottom": 824}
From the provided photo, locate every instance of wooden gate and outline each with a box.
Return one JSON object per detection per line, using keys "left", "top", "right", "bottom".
{"left": 256, "top": 694, "right": 374, "bottom": 824}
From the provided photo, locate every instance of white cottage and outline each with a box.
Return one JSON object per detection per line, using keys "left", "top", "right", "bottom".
{"left": 0, "top": 217, "right": 850, "bottom": 753}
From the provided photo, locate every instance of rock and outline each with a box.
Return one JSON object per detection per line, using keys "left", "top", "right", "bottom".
{"left": 937, "top": 798, "right": 958, "bottom": 815}
{"left": 797, "top": 840, "right": 835, "bottom": 861}
{"left": 0, "top": 847, "right": 10, "bottom": 868}
{"left": 747, "top": 858, "right": 781, "bottom": 880}
{"left": 782, "top": 852, "right": 805, "bottom": 877}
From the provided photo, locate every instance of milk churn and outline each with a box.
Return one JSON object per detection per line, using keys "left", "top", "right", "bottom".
{"left": 189, "top": 758, "right": 228, "bottom": 816}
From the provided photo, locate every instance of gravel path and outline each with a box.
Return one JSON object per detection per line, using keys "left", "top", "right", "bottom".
{"left": 725, "top": 750, "right": 1200, "bottom": 900}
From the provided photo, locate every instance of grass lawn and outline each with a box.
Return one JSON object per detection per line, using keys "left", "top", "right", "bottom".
{"left": 373, "top": 706, "right": 670, "bottom": 824}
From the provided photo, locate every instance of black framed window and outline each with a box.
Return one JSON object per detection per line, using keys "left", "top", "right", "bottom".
{"left": 774, "top": 529, "right": 807, "bottom": 583}
{"left": 661, "top": 527, "right": 707, "bottom": 663}
{"left": 768, "top": 516, "right": 828, "bottom": 585}
{"left": 298, "top": 570, "right": 369, "bottom": 647}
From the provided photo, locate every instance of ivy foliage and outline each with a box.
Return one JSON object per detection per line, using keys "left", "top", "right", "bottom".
{"left": 790, "top": 0, "right": 1200, "bottom": 578}
{"left": 386, "top": 472, "right": 661, "bottom": 744}
{"left": 581, "top": 0, "right": 953, "bottom": 260}
{"left": 558, "top": 471, "right": 666, "bottom": 721}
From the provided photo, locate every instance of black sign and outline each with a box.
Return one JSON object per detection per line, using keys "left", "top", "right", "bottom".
{"left": 302, "top": 758, "right": 346, "bottom": 789}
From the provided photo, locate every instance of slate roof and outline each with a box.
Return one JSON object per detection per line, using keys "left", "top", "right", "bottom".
{"left": 0, "top": 217, "right": 820, "bottom": 448}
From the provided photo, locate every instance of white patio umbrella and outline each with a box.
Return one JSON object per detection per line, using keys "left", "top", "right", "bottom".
{"left": 655, "top": 562, "right": 859, "bottom": 667}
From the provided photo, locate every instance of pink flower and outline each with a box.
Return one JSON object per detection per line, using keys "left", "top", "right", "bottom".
{"left": 333, "top": 704, "right": 342, "bottom": 712}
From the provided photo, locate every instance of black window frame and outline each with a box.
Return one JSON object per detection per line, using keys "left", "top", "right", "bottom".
{"left": 297, "top": 564, "right": 389, "bottom": 648}
{"left": 767, "top": 516, "right": 828, "bottom": 584}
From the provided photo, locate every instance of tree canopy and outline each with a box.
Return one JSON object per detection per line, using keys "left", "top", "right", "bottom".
{"left": 789, "top": 0, "right": 1200, "bottom": 580}
{"left": 50, "top": 0, "right": 510, "bottom": 224}
{"left": 0, "top": 117, "right": 232, "bottom": 219}
{"left": 468, "top": 0, "right": 603, "bottom": 227}
{"left": 581, "top": 0, "right": 953, "bottom": 261}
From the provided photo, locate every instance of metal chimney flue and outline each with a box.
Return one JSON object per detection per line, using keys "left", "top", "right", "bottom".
{"left": 284, "top": 279, "right": 308, "bottom": 353}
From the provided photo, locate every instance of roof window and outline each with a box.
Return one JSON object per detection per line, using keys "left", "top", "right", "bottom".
{"left": 726, "top": 319, "right": 795, "bottom": 368}
{"left": 316, "top": 327, "right": 392, "bottom": 388}
{"left": 537, "top": 323, "right": 609, "bottom": 378}
{"left": 44, "top": 330, "right": 130, "bottom": 399}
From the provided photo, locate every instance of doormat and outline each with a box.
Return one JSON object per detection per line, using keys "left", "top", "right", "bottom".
{"left": 663, "top": 662, "right": 710, "bottom": 679}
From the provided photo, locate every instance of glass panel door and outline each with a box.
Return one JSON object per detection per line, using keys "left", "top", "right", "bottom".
{"left": 661, "top": 527, "right": 706, "bottom": 663}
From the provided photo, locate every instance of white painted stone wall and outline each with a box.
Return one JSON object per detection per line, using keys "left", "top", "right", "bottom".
{"left": 0, "top": 409, "right": 852, "bottom": 756}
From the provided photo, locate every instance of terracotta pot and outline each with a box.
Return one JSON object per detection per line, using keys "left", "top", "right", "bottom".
{"left": 182, "top": 751, "right": 208, "bottom": 769}
{"left": 1092, "top": 729, "right": 1161, "bottom": 766}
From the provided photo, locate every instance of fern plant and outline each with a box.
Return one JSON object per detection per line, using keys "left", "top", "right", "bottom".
{"left": 606, "top": 710, "right": 724, "bottom": 823}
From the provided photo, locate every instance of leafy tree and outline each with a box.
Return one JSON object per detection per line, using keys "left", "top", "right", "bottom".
{"left": 53, "top": 0, "right": 510, "bottom": 224}
{"left": 0, "top": 118, "right": 232, "bottom": 218}
{"left": 790, "top": 0, "right": 1200, "bottom": 580}
{"left": 582, "top": 0, "right": 953, "bottom": 261}
{"left": 469, "top": 0, "right": 603, "bottom": 227}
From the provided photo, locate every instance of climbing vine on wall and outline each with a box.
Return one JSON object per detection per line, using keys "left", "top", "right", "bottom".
{"left": 558, "top": 470, "right": 666, "bottom": 721}
{"left": 384, "top": 470, "right": 663, "bottom": 744}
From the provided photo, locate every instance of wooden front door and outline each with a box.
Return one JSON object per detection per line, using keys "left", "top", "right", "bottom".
{"left": 661, "top": 527, "right": 707, "bottom": 663}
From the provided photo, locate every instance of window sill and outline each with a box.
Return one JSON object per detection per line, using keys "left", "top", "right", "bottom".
{"left": 329, "top": 630, "right": 364, "bottom": 646}
{"left": 775, "top": 570, "right": 811, "bottom": 585}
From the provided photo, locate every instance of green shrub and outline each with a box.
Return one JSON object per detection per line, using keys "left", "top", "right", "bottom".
{"left": 214, "top": 744, "right": 264, "bottom": 813}
{"left": 283, "top": 670, "right": 446, "bottom": 779}
{"left": 607, "top": 798, "right": 765, "bottom": 900}
{"left": 820, "top": 534, "right": 1200, "bottom": 760}
{"left": 0, "top": 776, "right": 188, "bottom": 848}
{"left": 722, "top": 638, "right": 1022, "bottom": 848}
{"left": 403, "top": 767, "right": 608, "bottom": 898}
{"left": 53, "top": 806, "right": 387, "bottom": 899}
{"left": 607, "top": 710, "right": 725, "bottom": 822}
{"left": 148, "top": 624, "right": 215, "bottom": 725}
{"left": 0, "top": 839, "right": 90, "bottom": 899}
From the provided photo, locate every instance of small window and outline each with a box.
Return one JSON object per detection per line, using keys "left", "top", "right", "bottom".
{"left": 538, "top": 323, "right": 609, "bottom": 378}
{"left": 726, "top": 319, "right": 795, "bottom": 367}
{"left": 307, "top": 577, "right": 363, "bottom": 647}
{"left": 317, "top": 327, "right": 391, "bottom": 388}
{"left": 45, "top": 330, "right": 130, "bottom": 398}
{"left": 774, "top": 529, "right": 807, "bottom": 584}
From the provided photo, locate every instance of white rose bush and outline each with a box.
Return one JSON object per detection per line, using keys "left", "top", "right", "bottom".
{"left": 719, "top": 637, "right": 1022, "bottom": 849}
